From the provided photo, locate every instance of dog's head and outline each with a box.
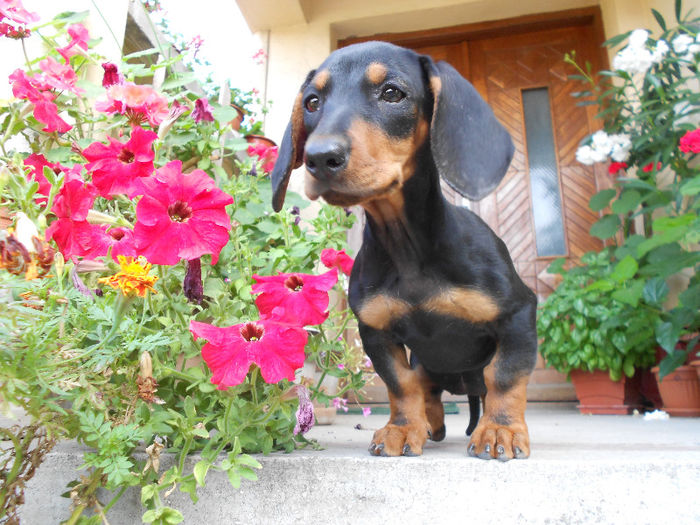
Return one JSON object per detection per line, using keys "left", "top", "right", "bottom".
{"left": 270, "top": 41, "right": 514, "bottom": 212}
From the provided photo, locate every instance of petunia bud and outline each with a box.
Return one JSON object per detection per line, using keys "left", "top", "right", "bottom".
{"left": 101, "top": 62, "right": 121, "bottom": 88}
{"left": 54, "top": 252, "right": 65, "bottom": 281}
{"left": 183, "top": 257, "right": 204, "bottom": 304}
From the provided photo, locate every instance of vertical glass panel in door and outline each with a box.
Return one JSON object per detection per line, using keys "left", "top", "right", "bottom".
{"left": 522, "top": 88, "right": 566, "bottom": 257}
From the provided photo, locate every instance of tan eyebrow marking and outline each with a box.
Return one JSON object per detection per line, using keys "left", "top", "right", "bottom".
{"left": 313, "top": 69, "right": 330, "bottom": 90}
{"left": 366, "top": 62, "right": 387, "bottom": 84}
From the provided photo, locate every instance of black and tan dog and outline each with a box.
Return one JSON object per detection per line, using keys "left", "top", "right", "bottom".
{"left": 270, "top": 41, "right": 538, "bottom": 461}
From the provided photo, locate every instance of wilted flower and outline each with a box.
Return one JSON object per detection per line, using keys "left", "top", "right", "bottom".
{"left": 190, "top": 319, "right": 308, "bottom": 387}
{"left": 183, "top": 257, "right": 204, "bottom": 304}
{"left": 101, "top": 62, "right": 122, "bottom": 88}
{"left": 191, "top": 97, "right": 214, "bottom": 123}
{"left": 291, "top": 385, "right": 314, "bottom": 435}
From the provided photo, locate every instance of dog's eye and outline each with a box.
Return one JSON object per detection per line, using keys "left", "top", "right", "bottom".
{"left": 380, "top": 86, "right": 405, "bottom": 103}
{"left": 305, "top": 95, "right": 320, "bottom": 112}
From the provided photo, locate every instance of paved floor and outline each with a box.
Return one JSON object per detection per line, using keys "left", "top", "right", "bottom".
{"left": 303, "top": 401, "right": 700, "bottom": 461}
{"left": 18, "top": 402, "right": 700, "bottom": 524}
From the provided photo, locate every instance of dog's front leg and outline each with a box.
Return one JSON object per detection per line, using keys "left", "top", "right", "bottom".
{"left": 359, "top": 324, "right": 431, "bottom": 456}
{"left": 468, "top": 303, "right": 537, "bottom": 461}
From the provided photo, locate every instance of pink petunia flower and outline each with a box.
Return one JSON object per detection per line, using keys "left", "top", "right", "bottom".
{"left": 56, "top": 23, "right": 89, "bottom": 63}
{"left": 252, "top": 269, "right": 338, "bottom": 326}
{"left": 320, "top": 248, "right": 354, "bottom": 276}
{"left": 105, "top": 226, "right": 138, "bottom": 262}
{"left": 132, "top": 160, "right": 233, "bottom": 265}
{"left": 247, "top": 142, "right": 278, "bottom": 173}
{"left": 362, "top": 407, "right": 372, "bottom": 417}
{"left": 45, "top": 166, "right": 110, "bottom": 260}
{"left": 9, "top": 68, "right": 72, "bottom": 133}
{"left": 608, "top": 161, "right": 628, "bottom": 175}
{"left": 96, "top": 81, "right": 170, "bottom": 128}
{"left": 23, "top": 153, "right": 61, "bottom": 202}
{"left": 191, "top": 97, "right": 214, "bottom": 123}
{"left": 37, "top": 57, "right": 83, "bottom": 95}
{"left": 679, "top": 128, "right": 700, "bottom": 154}
{"left": 190, "top": 319, "right": 308, "bottom": 387}
{"left": 0, "top": 0, "right": 39, "bottom": 25}
{"left": 83, "top": 126, "right": 157, "bottom": 198}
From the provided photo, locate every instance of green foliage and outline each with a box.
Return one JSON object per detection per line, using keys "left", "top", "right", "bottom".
{"left": 0, "top": 5, "right": 370, "bottom": 523}
{"left": 537, "top": 250, "right": 657, "bottom": 381}
{"left": 557, "top": 3, "right": 700, "bottom": 376}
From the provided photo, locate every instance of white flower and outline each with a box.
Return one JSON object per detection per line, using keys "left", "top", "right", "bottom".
{"left": 575, "top": 145, "right": 596, "bottom": 165}
{"left": 651, "top": 40, "right": 669, "bottom": 63}
{"left": 613, "top": 45, "right": 654, "bottom": 74}
{"left": 672, "top": 33, "right": 694, "bottom": 54}
{"left": 14, "top": 212, "right": 38, "bottom": 253}
{"left": 628, "top": 29, "right": 649, "bottom": 48}
{"left": 576, "top": 144, "right": 608, "bottom": 165}
{"left": 591, "top": 130, "right": 612, "bottom": 153}
{"left": 609, "top": 134, "right": 632, "bottom": 162}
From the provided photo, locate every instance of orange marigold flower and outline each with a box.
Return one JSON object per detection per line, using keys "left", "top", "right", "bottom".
{"left": 99, "top": 255, "right": 158, "bottom": 297}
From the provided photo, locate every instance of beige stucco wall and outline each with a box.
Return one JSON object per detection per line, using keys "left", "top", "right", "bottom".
{"left": 241, "top": 0, "right": 697, "bottom": 201}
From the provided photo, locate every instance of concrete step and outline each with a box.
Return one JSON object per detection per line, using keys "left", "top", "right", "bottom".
{"left": 18, "top": 403, "right": 700, "bottom": 524}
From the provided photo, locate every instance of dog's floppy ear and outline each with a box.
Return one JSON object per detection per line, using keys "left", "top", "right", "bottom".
{"left": 420, "top": 56, "right": 514, "bottom": 201}
{"left": 270, "top": 70, "right": 315, "bottom": 212}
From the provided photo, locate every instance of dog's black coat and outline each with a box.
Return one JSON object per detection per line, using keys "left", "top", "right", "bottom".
{"left": 270, "top": 41, "right": 538, "bottom": 460}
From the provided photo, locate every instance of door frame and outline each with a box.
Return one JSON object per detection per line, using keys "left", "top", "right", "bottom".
{"left": 338, "top": 6, "right": 607, "bottom": 64}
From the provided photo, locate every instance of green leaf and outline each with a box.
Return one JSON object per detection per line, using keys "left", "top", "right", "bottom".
{"left": 193, "top": 460, "right": 211, "bottom": 487}
{"left": 611, "top": 190, "right": 642, "bottom": 214}
{"left": 658, "top": 350, "right": 687, "bottom": 379}
{"left": 589, "top": 189, "right": 616, "bottom": 211}
{"left": 161, "top": 72, "right": 198, "bottom": 90}
{"left": 227, "top": 469, "right": 241, "bottom": 489}
{"left": 54, "top": 10, "right": 89, "bottom": 24}
{"left": 612, "top": 280, "right": 644, "bottom": 306}
{"left": 680, "top": 178, "right": 700, "bottom": 196}
{"left": 123, "top": 47, "right": 160, "bottom": 59}
{"left": 642, "top": 277, "right": 669, "bottom": 305}
{"left": 141, "top": 484, "right": 156, "bottom": 505}
{"left": 210, "top": 104, "right": 238, "bottom": 125}
{"left": 655, "top": 321, "right": 680, "bottom": 353}
{"left": 610, "top": 255, "right": 638, "bottom": 282}
{"left": 45, "top": 147, "right": 72, "bottom": 163}
{"left": 590, "top": 214, "right": 620, "bottom": 240}
{"left": 651, "top": 8, "right": 667, "bottom": 30}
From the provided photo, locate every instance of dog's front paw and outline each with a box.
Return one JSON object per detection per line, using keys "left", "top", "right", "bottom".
{"left": 467, "top": 419, "right": 529, "bottom": 461}
{"left": 369, "top": 422, "right": 430, "bottom": 457}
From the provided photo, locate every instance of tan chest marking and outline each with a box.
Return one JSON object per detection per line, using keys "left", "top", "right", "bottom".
{"left": 423, "top": 288, "right": 499, "bottom": 323}
{"left": 357, "top": 294, "right": 411, "bottom": 331}
{"left": 358, "top": 288, "right": 499, "bottom": 331}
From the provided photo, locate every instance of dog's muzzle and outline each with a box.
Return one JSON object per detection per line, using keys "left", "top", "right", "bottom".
{"left": 304, "top": 136, "right": 349, "bottom": 181}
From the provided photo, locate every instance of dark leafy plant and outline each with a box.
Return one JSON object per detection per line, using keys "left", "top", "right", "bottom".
{"left": 562, "top": 1, "right": 700, "bottom": 377}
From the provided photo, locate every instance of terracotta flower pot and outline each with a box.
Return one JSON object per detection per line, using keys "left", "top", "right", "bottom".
{"left": 244, "top": 134, "right": 277, "bottom": 149}
{"left": 229, "top": 104, "right": 245, "bottom": 131}
{"left": 652, "top": 365, "right": 700, "bottom": 417}
{"left": 570, "top": 369, "right": 637, "bottom": 415}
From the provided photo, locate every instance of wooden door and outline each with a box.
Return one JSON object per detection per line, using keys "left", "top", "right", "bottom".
{"left": 341, "top": 9, "right": 610, "bottom": 401}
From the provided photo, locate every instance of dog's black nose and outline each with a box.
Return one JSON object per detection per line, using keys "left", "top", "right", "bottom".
{"left": 305, "top": 137, "right": 347, "bottom": 180}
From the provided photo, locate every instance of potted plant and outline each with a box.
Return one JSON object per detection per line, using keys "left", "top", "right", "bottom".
{"left": 564, "top": 2, "right": 700, "bottom": 414}
{"left": 538, "top": 251, "right": 659, "bottom": 414}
